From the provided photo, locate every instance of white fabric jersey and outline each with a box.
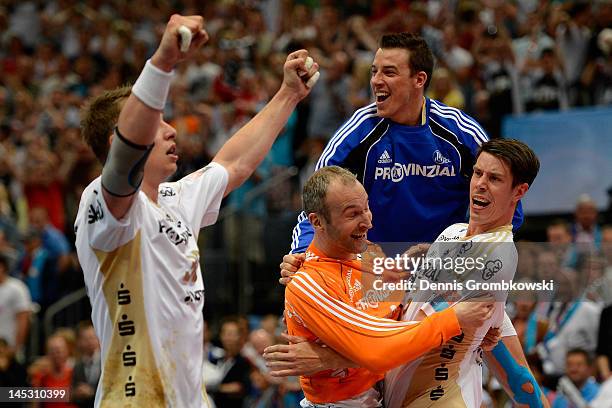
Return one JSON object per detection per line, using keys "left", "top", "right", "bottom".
{"left": 75, "top": 162, "right": 228, "bottom": 408}
{"left": 0, "top": 277, "right": 31, "bottom": 347}
{"left": 385, "top": 223, "right": 517, "bottom": 408}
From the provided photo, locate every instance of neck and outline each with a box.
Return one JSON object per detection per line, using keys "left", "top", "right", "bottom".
{"left": 466, "top": 218, "right": 512, "bottom": 237}
{"left": 395, "top": 95, "right": 424, "bottom": 126}
{"left": 141, "top": 177, "right": 159, "bottom": 204}
{"left": 311, "top": 235, "right": 357, "bottom": 261}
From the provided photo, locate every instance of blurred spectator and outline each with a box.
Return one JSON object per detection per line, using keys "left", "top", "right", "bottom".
{"left": 307, "top": 50, "right": 352, "bottom": 140}
{"left": 523, "top": 47, "right": 569, "bottom": 112}
{"left": 259, "top": 314, "right": 280, "bottom": 341}
{"left": 556, "top": 2, "right": 593, "bottom": 106}
{"left": 70, "top": 321, "right": 100, "bottom": 408}
{"left": 0, "top": 337, "right": 27, "bottom": 388}
{"left": 553, "top": 348, "right": 600, "bottom": 408}
{"left": 427, "top": 67, "right": 465, "bottom": 109}
{"left": 0, "top": 253, "right": 31, "bottom": 355}
{"left": 473, "top": 25, "right": 521, "bottom": 137}
{"left": 210, "top": 318, "right": 251, "bottom": 408}
{"left": 547, "top": 219, "right": 578, "bottom": 268}
{"left": 243, "top": 328, "right": 274, "bottom": 375}
{"left": 511, "top": 290, "right": 548, "bottom": 355}
{"left": 30, "top": 333, "right": 76, "bottom": 408}
{"left": 573, "top": 194, "right": 602, "bottom": 251}
{"left": 582, "top": 26, "right": 612, "bottom": 106}
{"left": 18, "top": 228, "right": 51, "bottom": 306}
{"left": 29, "top": 206, "right": 71, "bottom": 268}
{"left": 539, "top": 296, "right": 602, "bottom": 376}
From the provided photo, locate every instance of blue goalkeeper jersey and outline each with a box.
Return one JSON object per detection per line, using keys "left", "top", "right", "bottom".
{"left": 291, "top": 98, "right": 523, "bottom": 253}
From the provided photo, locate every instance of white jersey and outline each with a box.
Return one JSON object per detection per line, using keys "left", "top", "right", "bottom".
{"left": 385, "top": 223, "right": 517, "bottom": 408}
{"left": 0, "top": 276, "right": 32, "bottom": 347}
{"left": 75, "top": 162, "right": 228, "bottom": 408}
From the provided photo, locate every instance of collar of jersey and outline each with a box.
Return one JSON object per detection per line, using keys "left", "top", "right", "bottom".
{"left": 305, "top": 243, "right": 362, "bottom": 269}
{"left": 460, "top": 224, "right": 513, "bottom": 240}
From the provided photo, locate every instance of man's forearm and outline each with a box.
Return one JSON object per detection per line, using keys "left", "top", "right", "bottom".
{"left": 213, "top": 86, "right": 300, "bottom": 193}
{"left": 484, "top": 335, "right": 549, "bottom": 408}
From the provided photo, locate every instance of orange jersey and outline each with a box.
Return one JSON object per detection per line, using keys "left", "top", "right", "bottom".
{"left": 284, "top": 244, "right": 462, "bottom": 404}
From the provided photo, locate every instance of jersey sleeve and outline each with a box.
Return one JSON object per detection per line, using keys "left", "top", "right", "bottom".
{"left": 290, "top": 105, "right": 379, "bottom": 252}
{"left": 75, "top": 178, "right": 143, "bottom": 252}
{"left": 286, "top": 270, "right": 461, "bottom": 374}
{"left": 13, "top": 279, "right": 32, "bottom": 313}
{"left": 500, "top": 311, "right": 518, "bottom": 337}
{"left": 290, "top": 212, "right": 314, "bottom": 253}
{"left": 174, "top": 162, "right": 229, "bottom": 229}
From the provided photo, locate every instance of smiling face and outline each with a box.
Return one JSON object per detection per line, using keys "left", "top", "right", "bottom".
{"left": 468, "top": 152, "right": 528, "bottom": 235}
{"left": 370, "top": 48, "right": 426, "bottom": 124}
{"left": 311, "top": 179, "right": 372, "bottom": 259}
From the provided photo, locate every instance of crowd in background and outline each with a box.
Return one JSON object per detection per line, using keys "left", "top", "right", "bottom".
{"left": 1, "top": 0, "right": 612, "bottom": 406}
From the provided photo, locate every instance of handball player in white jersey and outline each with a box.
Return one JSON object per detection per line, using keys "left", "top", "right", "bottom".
{"left": 75, "top": 14, "right": 319, "bottom": 407}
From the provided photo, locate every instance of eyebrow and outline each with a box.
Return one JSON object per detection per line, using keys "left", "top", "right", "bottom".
{"left": 474, "top": 166, "right": 505, "bottom": 178}
{"left": 371, "top": 64, "right": 399, "bottom": 71}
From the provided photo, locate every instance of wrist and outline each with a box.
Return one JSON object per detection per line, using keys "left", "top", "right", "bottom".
{"left": 276, "top": 84, "right": 302, "bottom": 106}
{"left": 131, "top": 59, "right": 175, "bottom": 110}
{"left": 150, "top": 53, "right": 175, "bottom": 73}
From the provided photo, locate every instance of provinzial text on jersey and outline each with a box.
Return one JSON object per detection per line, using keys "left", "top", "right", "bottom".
{"left": 375, "top": 163, "right": 456, "bottom": 181}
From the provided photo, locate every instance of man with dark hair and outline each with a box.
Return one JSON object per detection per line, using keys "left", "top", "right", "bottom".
{"left": 71, "top": 321, "right": 101, "bottom": 408}
{"left": 279, "top": 33, "right": 540, "bottom": 407}
{"left": 554, "top": 348, "right": 601, "bottom": 408}
{"left": 271, "top": 141, "right": 547, "bottom": 407}
{"left": 74, "top": 14, "right": 319, "bottom": 408}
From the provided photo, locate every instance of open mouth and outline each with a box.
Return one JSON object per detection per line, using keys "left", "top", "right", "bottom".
{"left": 166, "top": 145, "right": 176, "bottom": 155}
{"left": 376, "top": 92, "right": 390, "bottom": 103}
{"left": 472, "top": 197, "right": 491, "bottom": 208}
{"left": 351, "top": 233, "right": 367, "bottom": 240}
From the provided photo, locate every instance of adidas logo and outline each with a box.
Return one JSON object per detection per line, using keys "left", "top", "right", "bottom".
{"left": 378, "top": 150, "right": 392, "bottom": 164}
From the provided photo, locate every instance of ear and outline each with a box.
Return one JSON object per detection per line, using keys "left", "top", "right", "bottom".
{"left": 308, "top": 212, "right": 323, "bottom": 230}
{"left": 513, "top": 183, "right": 529, "bottom": 203}
{"left": 414, "top": 71, "right": 428, "bottom": 89}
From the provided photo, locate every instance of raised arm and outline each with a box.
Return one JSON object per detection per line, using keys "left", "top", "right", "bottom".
{"left": 102, "top": 15, "right": 208, "bottom": 219}
{"left": 213, "top": 50, "right": 319, "bottom": 196}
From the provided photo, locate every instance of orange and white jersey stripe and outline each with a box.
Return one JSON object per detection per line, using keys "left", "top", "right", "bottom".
{"left": 285, "top": 244, "right": 462, "bottom": 405}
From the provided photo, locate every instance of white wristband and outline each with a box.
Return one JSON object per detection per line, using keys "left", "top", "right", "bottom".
{"left": 131, "top": 59, "right": 174, "bottom": 110}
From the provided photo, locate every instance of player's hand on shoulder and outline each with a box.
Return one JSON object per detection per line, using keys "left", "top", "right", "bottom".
{"left": 279, "top": 253, "right": 305, "bottom": 285}
{"left": 151, "top": 14, "right": 209, "bottom": 72}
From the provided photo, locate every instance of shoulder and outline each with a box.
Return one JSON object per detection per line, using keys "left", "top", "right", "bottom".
{"left": 428, "top": 98, "right": 489, "bottom": 144}
{"left": 7, "top": 277, "right": 30, "bottom": 301}
{"left": 288, "top": 261, "right": 345, "bottom": 299}
{"left": 325, "top": 104, "right": 381, "bottom": 146}
{"left": 436, "top": 223, "right": 469, "bottom": 241}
